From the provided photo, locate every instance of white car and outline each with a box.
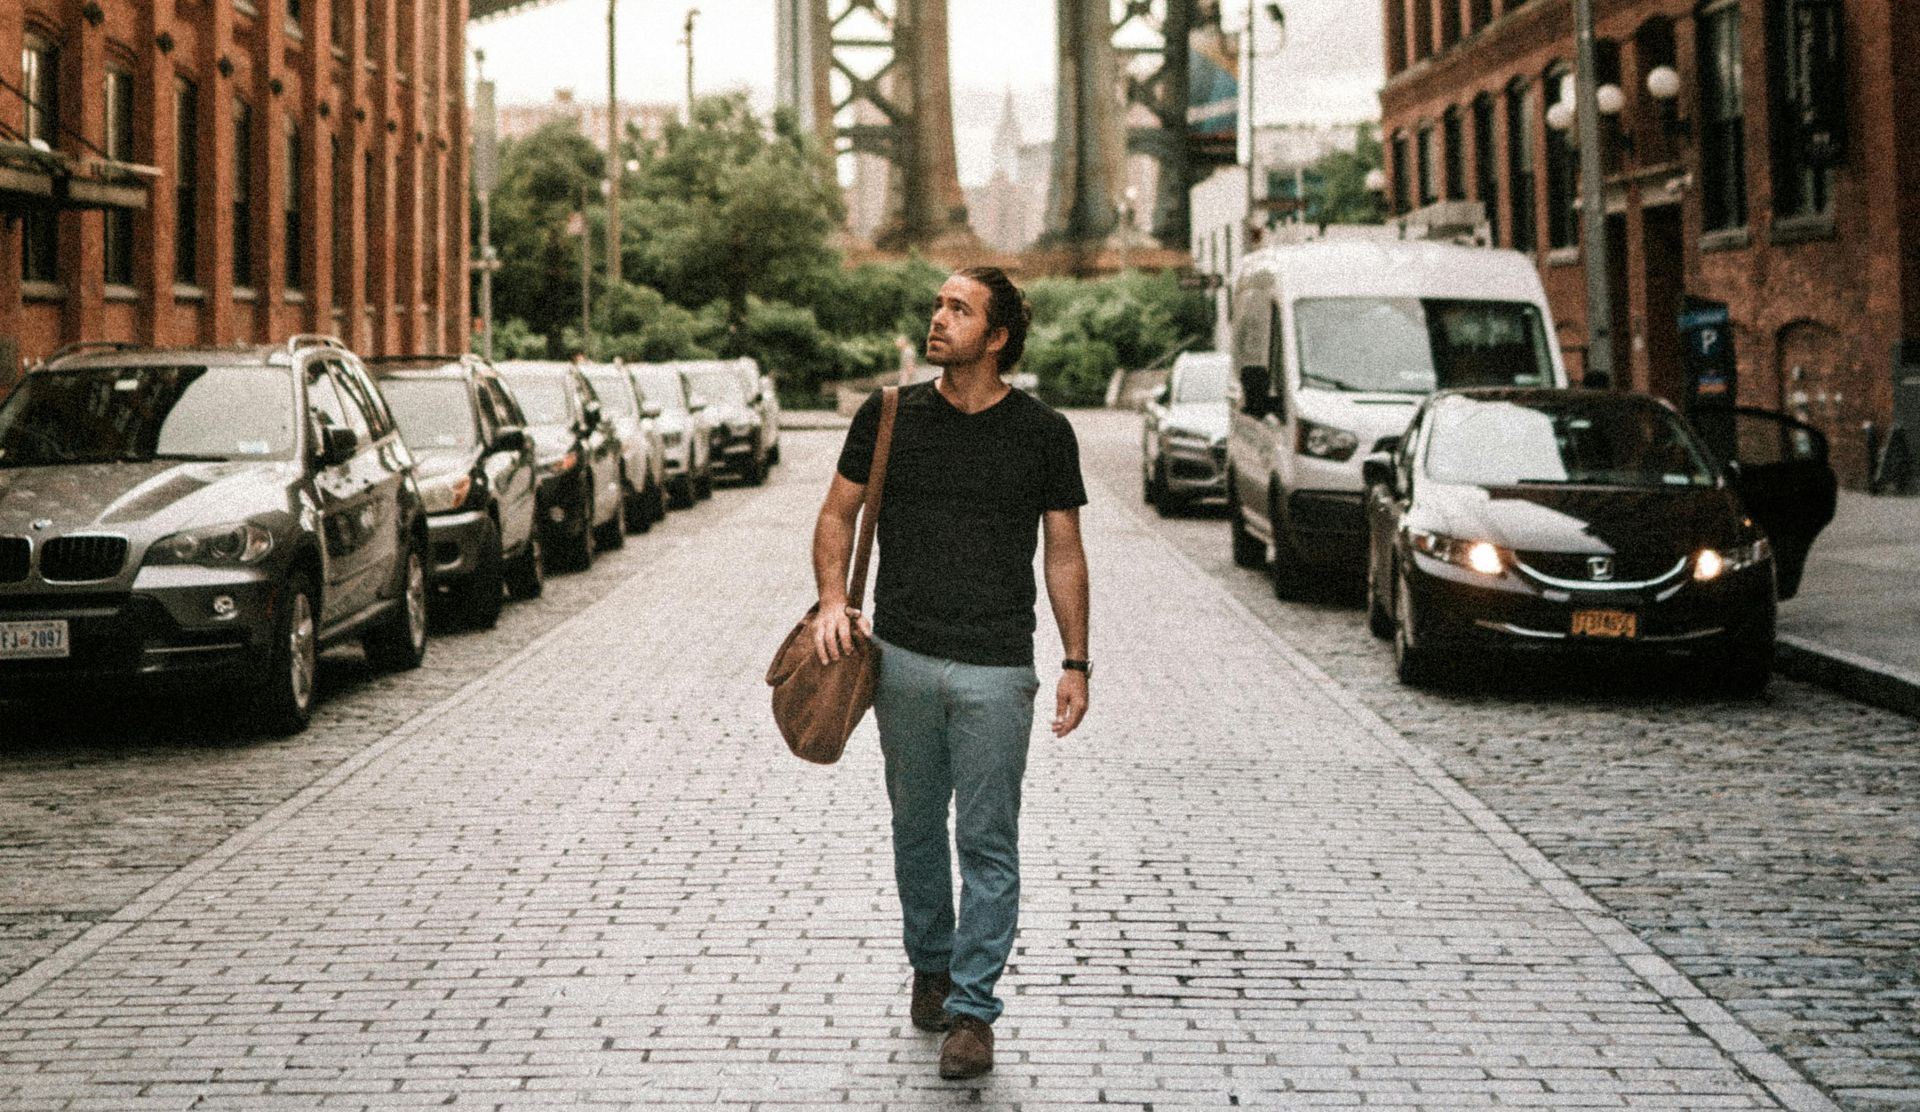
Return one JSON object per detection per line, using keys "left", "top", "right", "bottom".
{"left": 628, "top": 362, "right": 714, "bottom": 507}
{"left": 1141, "top": 351, "right": 1231, "bottom": 513}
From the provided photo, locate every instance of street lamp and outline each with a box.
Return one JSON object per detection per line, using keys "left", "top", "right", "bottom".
{"left": 1243, "top": 2, "right": 1286, "bottom": 239}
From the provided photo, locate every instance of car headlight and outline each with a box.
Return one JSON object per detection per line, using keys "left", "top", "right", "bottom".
{"left": 1164, "top": 429, "right": 1210, "bottom": 450}
{"left": 1409, "top": 529, "right": 1506, "bottom": 576}
{"left": 1694, "top": 537, "right": 1771, "bottom": 581}
{"left": 1296, "top": 419, "right": 1360, "bottom": 461}
{"left": 147, "top": 521, "right": 275, "bottom": 566}
{"left": 540, "top": 450, "right": 579, "bottom": 476}
{"left": 418, "top": 471, "right": 475, "bottom": 514}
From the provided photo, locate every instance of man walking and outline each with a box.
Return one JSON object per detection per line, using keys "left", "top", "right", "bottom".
{"left": 811, "top": 267, "right": 1091, "bottom": 1080}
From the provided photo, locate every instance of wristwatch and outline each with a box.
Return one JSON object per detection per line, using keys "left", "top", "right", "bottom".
{"left": 1062, "top": 658, "right": 1093, "bottom": 679}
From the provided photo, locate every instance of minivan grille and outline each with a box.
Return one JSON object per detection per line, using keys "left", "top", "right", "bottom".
{"left": 40, "top": 535, "right": 130, "bottom": 582}
{"left": 0, "top": 537, "right": 27, "bottom": 583}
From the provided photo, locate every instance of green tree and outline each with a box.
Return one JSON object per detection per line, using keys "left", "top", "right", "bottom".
{"left": 1308, "top": 124, "right": 1387, "bottom": 226}
{"left": 484, "top": 122, "right": 605, "bottom": 350}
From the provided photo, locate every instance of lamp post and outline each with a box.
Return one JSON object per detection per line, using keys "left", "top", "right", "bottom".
{"left": 682, "top": 8, "right": 700, "bottom": 118}
{"left": 1243, "top": 3, "right": 1285, "bottom": 241}
{"left": 473, "top": 49, "right": 498, "bottom": 360}
{"left": 1570, "top": 0, "right": 1614, "bottom": 386}
{"left": 606, "top": 0, "right": 621, "bottom": 291}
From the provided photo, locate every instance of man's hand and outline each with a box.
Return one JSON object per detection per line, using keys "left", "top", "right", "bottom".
{"left": 1052, "top": 669, "right": 1089, "bottom": 738}
{"left": 813, "top": 604, "right": 874, "bottom": 664}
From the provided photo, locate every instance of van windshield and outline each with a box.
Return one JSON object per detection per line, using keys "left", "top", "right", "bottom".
{"left": 1294, "top": 297, "right": 1554, "bottom": 394}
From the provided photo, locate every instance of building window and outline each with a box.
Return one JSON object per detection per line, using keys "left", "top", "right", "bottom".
{"left": 175, "top": 78, "right": 200, "bottom": 284}
{"left": 1387, "top": 0, "right": 1408, "bottom": 75}
{"left": 1416, "top": 125, "right": 1437, "bottom": 206}
{"left": 1505, "top": 79, "right": 1536, "bottom": 252}
{"left": 1470, "top": 0, "right": 1494, "bottom": 33}
{"left": 285, "top": 118, "right": 303, "bottom": 289}
{"left": 21, "top": 33, "right": 60, "bottom": 283}
{"left": 1545, "top": 66, "right": 1579, "bottom": 249}
{"left": 1412, "top": 0, "right": 1433, "bottom": 60}
{"left": 104, "top": 66, "right": 136, "bottom": 287}
{"left": 1698, "top": 1, "right": 1747, "bottom": 232}
{"left": 1441, "top": 0, "right": 1462, "bottom": 50}
{"left": 1473, "top": 93, "right": 1499, "bottom": 242}
{"left": 1443, "top": 106, "right": 1465, "bottom": 201}
{"left": 1770, "top": 0, "right": 1842, "bottom": 220}
{"left": 1391, "top": 131, "right": 1410, "bottom": 214}
{"left": 233, "top": 99, "right": 254, "bottom": 288}
{"left": 332, "top": 133, "right": 352, "bottom": 307}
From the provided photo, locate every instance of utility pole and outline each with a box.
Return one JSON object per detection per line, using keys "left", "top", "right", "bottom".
{"left": 1572, "top": 0, "right": 1614, "bottom": 385}
{"left": 682, "top": 8, "right": 699, "bottom": 118}
{"left": 473, "top": 50, "right": 498, "bottom": 360}
{"left": 1242, "top": 4, "right": 1284, "bottom": 244}
{"left": 605, "top": 0, "right": 621, "bottom": 291}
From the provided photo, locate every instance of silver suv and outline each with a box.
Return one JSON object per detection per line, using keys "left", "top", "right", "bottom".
{"left": 0, "top": 336, "right": 431, "bottom": 735}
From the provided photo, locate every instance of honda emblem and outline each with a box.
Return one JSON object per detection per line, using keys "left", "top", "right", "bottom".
{"left": 1587, "top": 556, "right": 1615, "bottom": 581}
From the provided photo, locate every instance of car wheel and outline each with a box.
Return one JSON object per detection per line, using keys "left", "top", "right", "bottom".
{"left": 1151, "top": 460, "right": 1177, "bottom": 517}
{"left": 1267, "top": 490, "right": 1308, "bottom": 600}
{"left": 767, "top": 442, "right": 781, "bottom": 466}
{"left": 1228, "top": 474, "right": 1264, "bottom": 569}
{"left": 1392, "top": 566, "right": 1441, "bottom": 687}
{"left": 741, "top": 451, "right": 766, "bottom": 486}
{"left": 694, "top": 468, "right": 713, "bottom": 500}
{"left": 669, "top": 473, "right": 696, "bottom": 509}
{"left": 1714, "top": 626, "right": 1775, "bottom": 697}
{"left": 364, "top": 545, "right": 430, "bottom": 672}
{"left": 624, "top": 479, "right": 651, "bottom": 535}
{"left": 1142, "top": 456, "right": 1156, "bottom": 504}
{"left": 595, "top": 482, "right": 627, "bottom": 550}
{"left": 504, "top": 532, "right": 544, "bottom": 600}
{"left": 251, "top": 573, "right": 318, "bottom": 736}
{"left": 1365, "top": 546, "right": 1393, "bottom": 639}
{"left": 452, "top": 519, "right": 505, "bottom": 629}
{"left": 558, "top": 489, "right": 595, "bottom": 572}
{"left": 650, "top": 475, "right": 669, "bottom": 523}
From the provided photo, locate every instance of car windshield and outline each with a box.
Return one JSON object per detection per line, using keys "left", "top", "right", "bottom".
{"left": 0, "top": 365, "right": 295, "bottom": 466}
{"left": 1173, "top": 357, "right": 1230, "bottom": 403}
{"left": 583, "top": 371, "right": 637, "bottom": 418}
{"left": 631, "top": 369, "right": 687, "bottom": 413}
{"left": 1294, "top": 297, "right": 1555, "bottom": 394}
{"left": 1424, "top": 398, "right": 1717, "bottom": 488}
{"left": 685, "top": 368, "right": 744, "bottom": 405}
{"left": 501, "top": 375, "right": 571, "bottom": 426}
{"left": 380, "top": 378, "right": 476, "bottom": 449}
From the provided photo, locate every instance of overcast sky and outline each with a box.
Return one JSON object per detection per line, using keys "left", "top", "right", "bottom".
{"left": 468, "top": 0, "right": 1383, "bottom": 186}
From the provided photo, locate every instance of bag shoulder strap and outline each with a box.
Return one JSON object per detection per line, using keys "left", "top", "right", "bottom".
{"left": 847, "top": 386, "right": 898, "bottom": 609}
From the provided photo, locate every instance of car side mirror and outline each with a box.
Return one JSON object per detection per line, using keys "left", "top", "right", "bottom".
{"left": 489, "top": 426, "right": 527, "bottom": 454}
{"left": 1152, "top": 384, "right": 1171, "bottom": 406}
{"left": 1237, "top": 366, "right": 1270, "bottom": 418}
{"left": 317, "top": 425, "right": 359, "bottom": 466}
{"left": 1362, "top": 452, "right": 1397, "bottom": 492}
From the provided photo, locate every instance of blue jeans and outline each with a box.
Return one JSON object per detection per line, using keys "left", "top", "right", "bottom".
{"left": 872, "top": 636, "right": 1039, "bottom": 1024}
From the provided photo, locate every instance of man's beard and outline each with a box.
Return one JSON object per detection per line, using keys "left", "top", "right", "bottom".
{"left": 925, "top": 334, "right": 987, "bottom": 368}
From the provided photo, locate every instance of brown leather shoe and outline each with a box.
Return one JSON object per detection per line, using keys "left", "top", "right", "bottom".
{"left": 910, "top": 971, "right": 953, "bottom": 1032}
{"left": 938, "top": 1014, "right": 994, "bottom": 1079}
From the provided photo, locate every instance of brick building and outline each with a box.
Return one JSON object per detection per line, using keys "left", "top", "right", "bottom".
{"left": 1379, "top": 0, "right": 1920, "bottom": 487}
{"left": 1, "top": 0, "right": 471, "bottom": 388}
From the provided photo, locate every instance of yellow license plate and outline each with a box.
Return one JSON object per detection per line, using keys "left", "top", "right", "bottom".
{"left": 1570, "top": 610, "right": 1638, "bottom": 639}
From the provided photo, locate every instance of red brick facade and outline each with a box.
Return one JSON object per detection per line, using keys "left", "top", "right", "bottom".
{"left": 1, "top": 0, "right": 470, "bottom": 381}
{"left": 1380, "top": 0, "right": 1919, "bottom": 488}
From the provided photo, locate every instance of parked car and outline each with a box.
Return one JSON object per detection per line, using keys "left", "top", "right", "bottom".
{"left": 1142, "top": 351, "right": 1231, "bottom": 513}
{"left": 733, "top": 357, "right": 781, "bottom": 467}
{"left": 0, "top": 336, "right": 430, "bottom": 735}
{"left": 1225, "top": 236, "right": 1570, "bottom": 597}
{"left": 629, "top": 362, "right": 714, "bottom": 507}
{"left": 369, "top": 355, "right": 543, "bottom": 627}
{"left": 495, "top": 361, "right": 626, "bottom": 571}
{"left": 683, "top": 360, "right": 769, "bottom": 485}
{"left": 1360, "top": 388, "right": 1836, "bottom": 693}
{"left": 581, "top": 362, "right": 669, "bottom": 532}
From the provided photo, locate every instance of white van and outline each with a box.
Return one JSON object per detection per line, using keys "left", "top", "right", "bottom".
{"left": 1223, "top": 235, "right": 1569, "bottom": 594}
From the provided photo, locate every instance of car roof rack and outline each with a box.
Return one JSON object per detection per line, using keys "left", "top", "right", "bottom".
{"left": 286, "top": 333, "right": 350, "bottom": 357}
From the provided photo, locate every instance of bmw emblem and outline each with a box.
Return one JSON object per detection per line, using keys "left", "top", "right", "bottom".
{"left": 30, "top": 519, "right": 52, "bottom": 531}
{"left": 1587, "top": 556, "right": 1615, "bottom": 581}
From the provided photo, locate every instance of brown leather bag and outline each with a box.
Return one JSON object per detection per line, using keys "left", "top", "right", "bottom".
{"left": 766, "top": 386, "right": 899, "bottom": 764}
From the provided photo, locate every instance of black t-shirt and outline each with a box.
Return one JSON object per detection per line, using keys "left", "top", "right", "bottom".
{"left": 837, "top": 381, "right": 1087, "bottom": 667}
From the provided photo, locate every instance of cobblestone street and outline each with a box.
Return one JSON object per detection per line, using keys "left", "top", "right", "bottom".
{"left": 0, "top": 416, "right": 1910, "bottom": 1109}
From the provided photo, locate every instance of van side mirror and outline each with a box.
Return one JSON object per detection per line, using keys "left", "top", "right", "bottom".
{"left": 1362, "top": 452, "right": 1397, "bottom": 492}
{"left": 489, "top": 426, "right": 527, "bottom": 454}
{"left": 1237, "top": 366, "right": 1271, "bottom": 418}
{"left": 317, "top": 425, "right": 359, "bottom": 466}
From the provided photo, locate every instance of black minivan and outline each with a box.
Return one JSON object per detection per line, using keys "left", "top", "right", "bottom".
{"left": 0, "top": 337, "right": 431, "bottom": 734}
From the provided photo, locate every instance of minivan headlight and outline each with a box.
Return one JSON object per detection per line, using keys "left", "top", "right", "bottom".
{"left": 418, "top": 471, "right": 475, "bottom": 513}
{"left": 147, "top": 522, "right": 275, "bottom": 566}
{"left": 1296, "top": 419, "right": 1360, "bottom": 461}
{"left": 1410, "top": 529, "right": 1506, "bottom": 576}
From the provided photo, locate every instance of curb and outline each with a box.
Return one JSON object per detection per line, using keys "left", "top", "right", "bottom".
{"left": 1775, "top": 634, "right": 1920, "bottom": 720}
